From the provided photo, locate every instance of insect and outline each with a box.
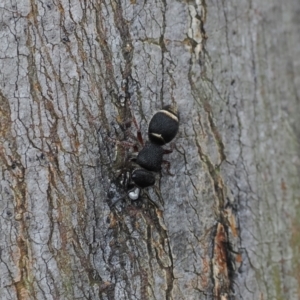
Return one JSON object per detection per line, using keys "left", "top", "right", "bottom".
{"left": 125, "top": 104, "right": 179, "bottom": 200}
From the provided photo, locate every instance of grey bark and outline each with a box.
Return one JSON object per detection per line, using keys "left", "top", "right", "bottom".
{"left": 0, "top": 0, "right": 299, "bottom": 300}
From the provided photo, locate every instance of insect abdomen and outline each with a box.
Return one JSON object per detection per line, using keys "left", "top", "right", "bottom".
{"left": 148, "top": 109, "right": 179, "bottom": 145}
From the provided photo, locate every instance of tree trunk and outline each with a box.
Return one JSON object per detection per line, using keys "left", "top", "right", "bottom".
{"left": 0, "top": 0, "right": 299, "bottom": 299}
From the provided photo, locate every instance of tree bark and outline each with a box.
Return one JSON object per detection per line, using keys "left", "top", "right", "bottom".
{"left": 0, "top": 0, "right": 299, "bottom": 299}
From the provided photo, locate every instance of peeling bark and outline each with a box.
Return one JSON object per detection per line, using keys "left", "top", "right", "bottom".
{"left": 0, "top": 0, "right": 299, "bottom": 299}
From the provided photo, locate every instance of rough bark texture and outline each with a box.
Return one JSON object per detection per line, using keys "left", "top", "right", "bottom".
{"left": 0, "top": 0, "right": 299, "bottom": 299}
